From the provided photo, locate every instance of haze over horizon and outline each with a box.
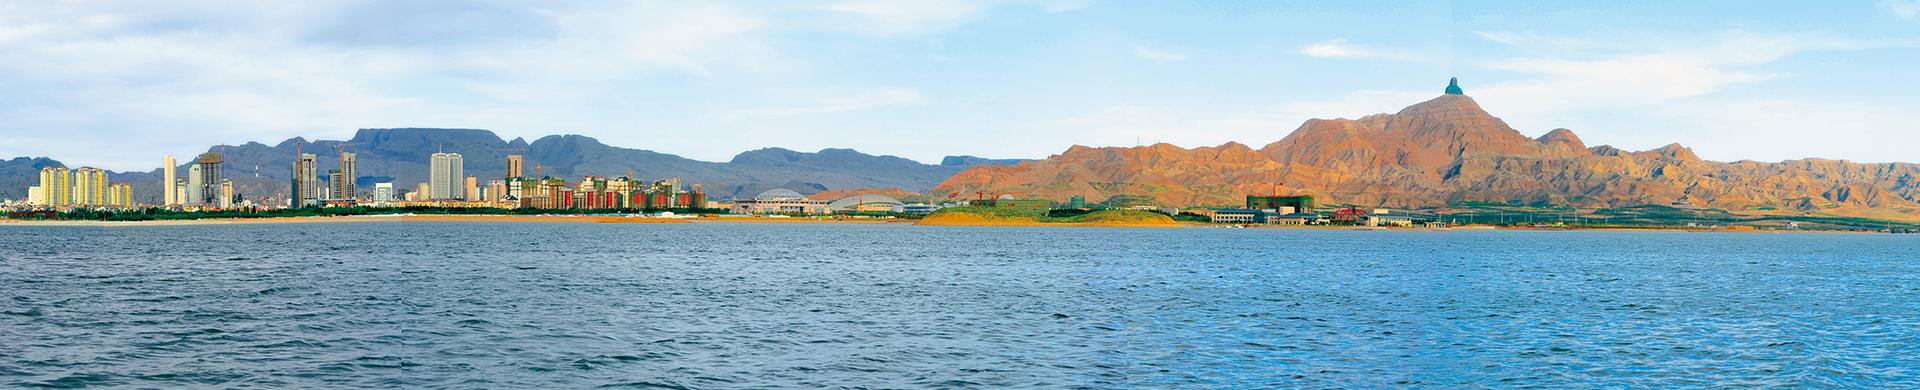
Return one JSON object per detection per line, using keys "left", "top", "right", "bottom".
{"left": 3, "top": 0, "right": 1917, "bottom": 172}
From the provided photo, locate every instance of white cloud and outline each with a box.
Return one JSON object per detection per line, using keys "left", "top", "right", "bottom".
{"left": 1299, "top": 38, "right": 1430, "bottom": 62}
{"left": 1132, "top": 45, "right": 1186, "bottom": 62}
{"left": 0, "top": 1, "right": 775, "bottom": 170}
{"left": 1462, "top": 30, "right": 1919, "bottom": 163}
{"left": 1886, "top": 0, "right": 1920, "bottom": 19}
{"left": 1470, "top": 31, "right": 1864, "bottom": 113}
{"left": 734, "top": 88, "right": 923, "bottom": 117}
{"left": 819, "top": 0, "right": 985, "bottom": 34}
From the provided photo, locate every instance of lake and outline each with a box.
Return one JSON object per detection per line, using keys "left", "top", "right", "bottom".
{"left": 3, "top": 223, "right": 1917, "bottom": 388}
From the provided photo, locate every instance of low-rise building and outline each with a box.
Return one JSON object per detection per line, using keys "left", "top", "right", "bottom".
{"left": 731, "top": 189, "right": 830, "bottom": 214}
{"left": 1212, "top": 209, "right": 1264, "bottom": 223}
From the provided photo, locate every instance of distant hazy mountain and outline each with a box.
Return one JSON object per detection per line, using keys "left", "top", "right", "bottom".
{"left": 3, "top": 128, "right": 1030, "bottom": 202}
{"left": 0, "top": 157, "right": 64, "bottom": 200}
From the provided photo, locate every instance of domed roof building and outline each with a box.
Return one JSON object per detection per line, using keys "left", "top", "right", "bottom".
{"left": 826, "top": 194, "right": 905, "bottom": 212}
{"left": 730, "top": 188, "right": 830, "bottom": 214}
{"left": 754, "top": 189, "right": 805, "bottom": 201}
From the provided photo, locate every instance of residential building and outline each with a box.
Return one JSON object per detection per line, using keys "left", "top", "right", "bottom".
{"left": 163, "top": 155, "right": 177, "bottom": 205}
{"left": 464, "top": 176, "right": 480, "bottom": 201}
{"left": 37, "top": 167, "right": 70, "bottom": 206}
{"left": 71, "top": 168, "right": 106, "bottom": 205}
{"left": 430, "top": 152, "right": 463, "bottom": 200}
{"left": 106, "top": 182, "right": 133, "bottom": 207}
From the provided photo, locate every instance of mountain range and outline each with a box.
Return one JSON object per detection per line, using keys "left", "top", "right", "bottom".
{"left": 933, "top": 93, "right": 1920, "bottom": 220}
{"left": 9, "top": 90, "right": 1918, "bottom": 222}
{"left": 0, "top": 128, "right": 1028, "bottom": 202}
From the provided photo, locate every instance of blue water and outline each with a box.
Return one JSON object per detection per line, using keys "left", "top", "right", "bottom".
{"left": 3, "top": 223, "right": 1918, "bottom": 388}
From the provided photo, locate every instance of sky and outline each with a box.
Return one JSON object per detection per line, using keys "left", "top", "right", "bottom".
{"left": 1, "top": 0, "right": 1917, "bottom": 172}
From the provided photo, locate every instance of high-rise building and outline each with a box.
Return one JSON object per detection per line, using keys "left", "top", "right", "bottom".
{"left": 220, "top": 180, "right": 234, "bottom": 209}
{"left": 506, "top": 155, "right": 525, "bottom": 179}
{"left": 336, "top": 152, "right": 357, "bottom": 201}
{"left": 464, "top": 176, "right": 480, "bottom": 201}
{"left": 373, "top": 183, "right": 394, "bottom": 204}
{"left": 430, "top": 152, "right": 463, "bottom": 200}
{"left": 486, "top": 180, "right": 507, "bottom": 202}
{"left": 416, "top": 183, "right": 432, "bottom": 201}
{"left": 37, "top": 167, "right": 70, "bottom": 206}
{"left": 107, "top": 182, "right": 133, "bottom": 207}
{"left": 174, "top": 179, "right": 187, "bottom": 206}
{"left": 292, "top": 153, "right": 318, "bottom": 207}
{"left": 194, "top": 153, "right": 222, "bottom": 205}
{"left": 71, "top": 168, "right": 106, "bottom": 205}
{"left": 163, "top": 155, "right": 177, "bottom": 205}
{"left": 327, "top": 169, "right": 345, "bottom": 200}
{"left": 186, "top": 164, "right": 203, "bottom": 205}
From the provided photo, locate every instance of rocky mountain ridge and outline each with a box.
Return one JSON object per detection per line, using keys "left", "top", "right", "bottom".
{"left": 934, "top": 94, "right": 1920, "bottom": 219}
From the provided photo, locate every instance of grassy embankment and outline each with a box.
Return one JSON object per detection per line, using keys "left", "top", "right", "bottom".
{"left": 1417, "top": 203, "right": 1920, "bottom": 231}
{"left": 917, "top": 206, "right": 1181, "bottom": 227}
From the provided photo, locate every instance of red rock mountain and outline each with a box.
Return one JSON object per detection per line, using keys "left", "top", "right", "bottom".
{"left": 934, "top": 94, "right": 1920, "bottom": 218}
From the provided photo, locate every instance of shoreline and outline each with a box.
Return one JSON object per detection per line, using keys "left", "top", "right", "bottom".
{"left": 0, "top": 217, "right": 1893, "bottom": 233}
{"left": 0, "top": 215, "right": 910, "bottom": 226}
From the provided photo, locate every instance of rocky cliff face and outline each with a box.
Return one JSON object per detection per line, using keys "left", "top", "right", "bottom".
{"left": 933, "top": 94, "right": 1920, "bottom": 218}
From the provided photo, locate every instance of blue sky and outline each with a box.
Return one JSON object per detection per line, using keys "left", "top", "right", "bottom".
{"left": 2, "top": 0, "right": 1916, "bottom": 171}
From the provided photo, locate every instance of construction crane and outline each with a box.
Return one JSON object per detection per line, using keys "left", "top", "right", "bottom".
{"left": 333, "top": 142, "right": 365, "bottom": 159}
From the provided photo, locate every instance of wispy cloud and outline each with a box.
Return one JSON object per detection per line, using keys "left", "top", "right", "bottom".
{"left": 1472, "top": 31, "right": 1868, "bottom": 110}
{"left": 1464, "top": 30, "right": 1919, "bottom": 162}
{"left": 1299, "top": 39, "right": 1429, "bottom": 62}
{"left": 1132, "top": 45, "right": 1186, "bottom": 62}
{"left": 818, "top": 0, "right": 985, "bottom": 34}
{"left": 1886, "top": 0, "right": 1920, "bottom": 19}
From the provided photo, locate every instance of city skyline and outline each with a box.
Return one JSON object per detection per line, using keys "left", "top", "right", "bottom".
{"left": 2, "top": 1, "right": 1917, "bottom": 173}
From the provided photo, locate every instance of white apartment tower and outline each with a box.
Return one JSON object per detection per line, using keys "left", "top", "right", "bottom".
{"left": 430, "top": 152, "right": 463, "bottom": 200}
{"left": 163, "top": 155, "right": 177, "bottom": 205}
